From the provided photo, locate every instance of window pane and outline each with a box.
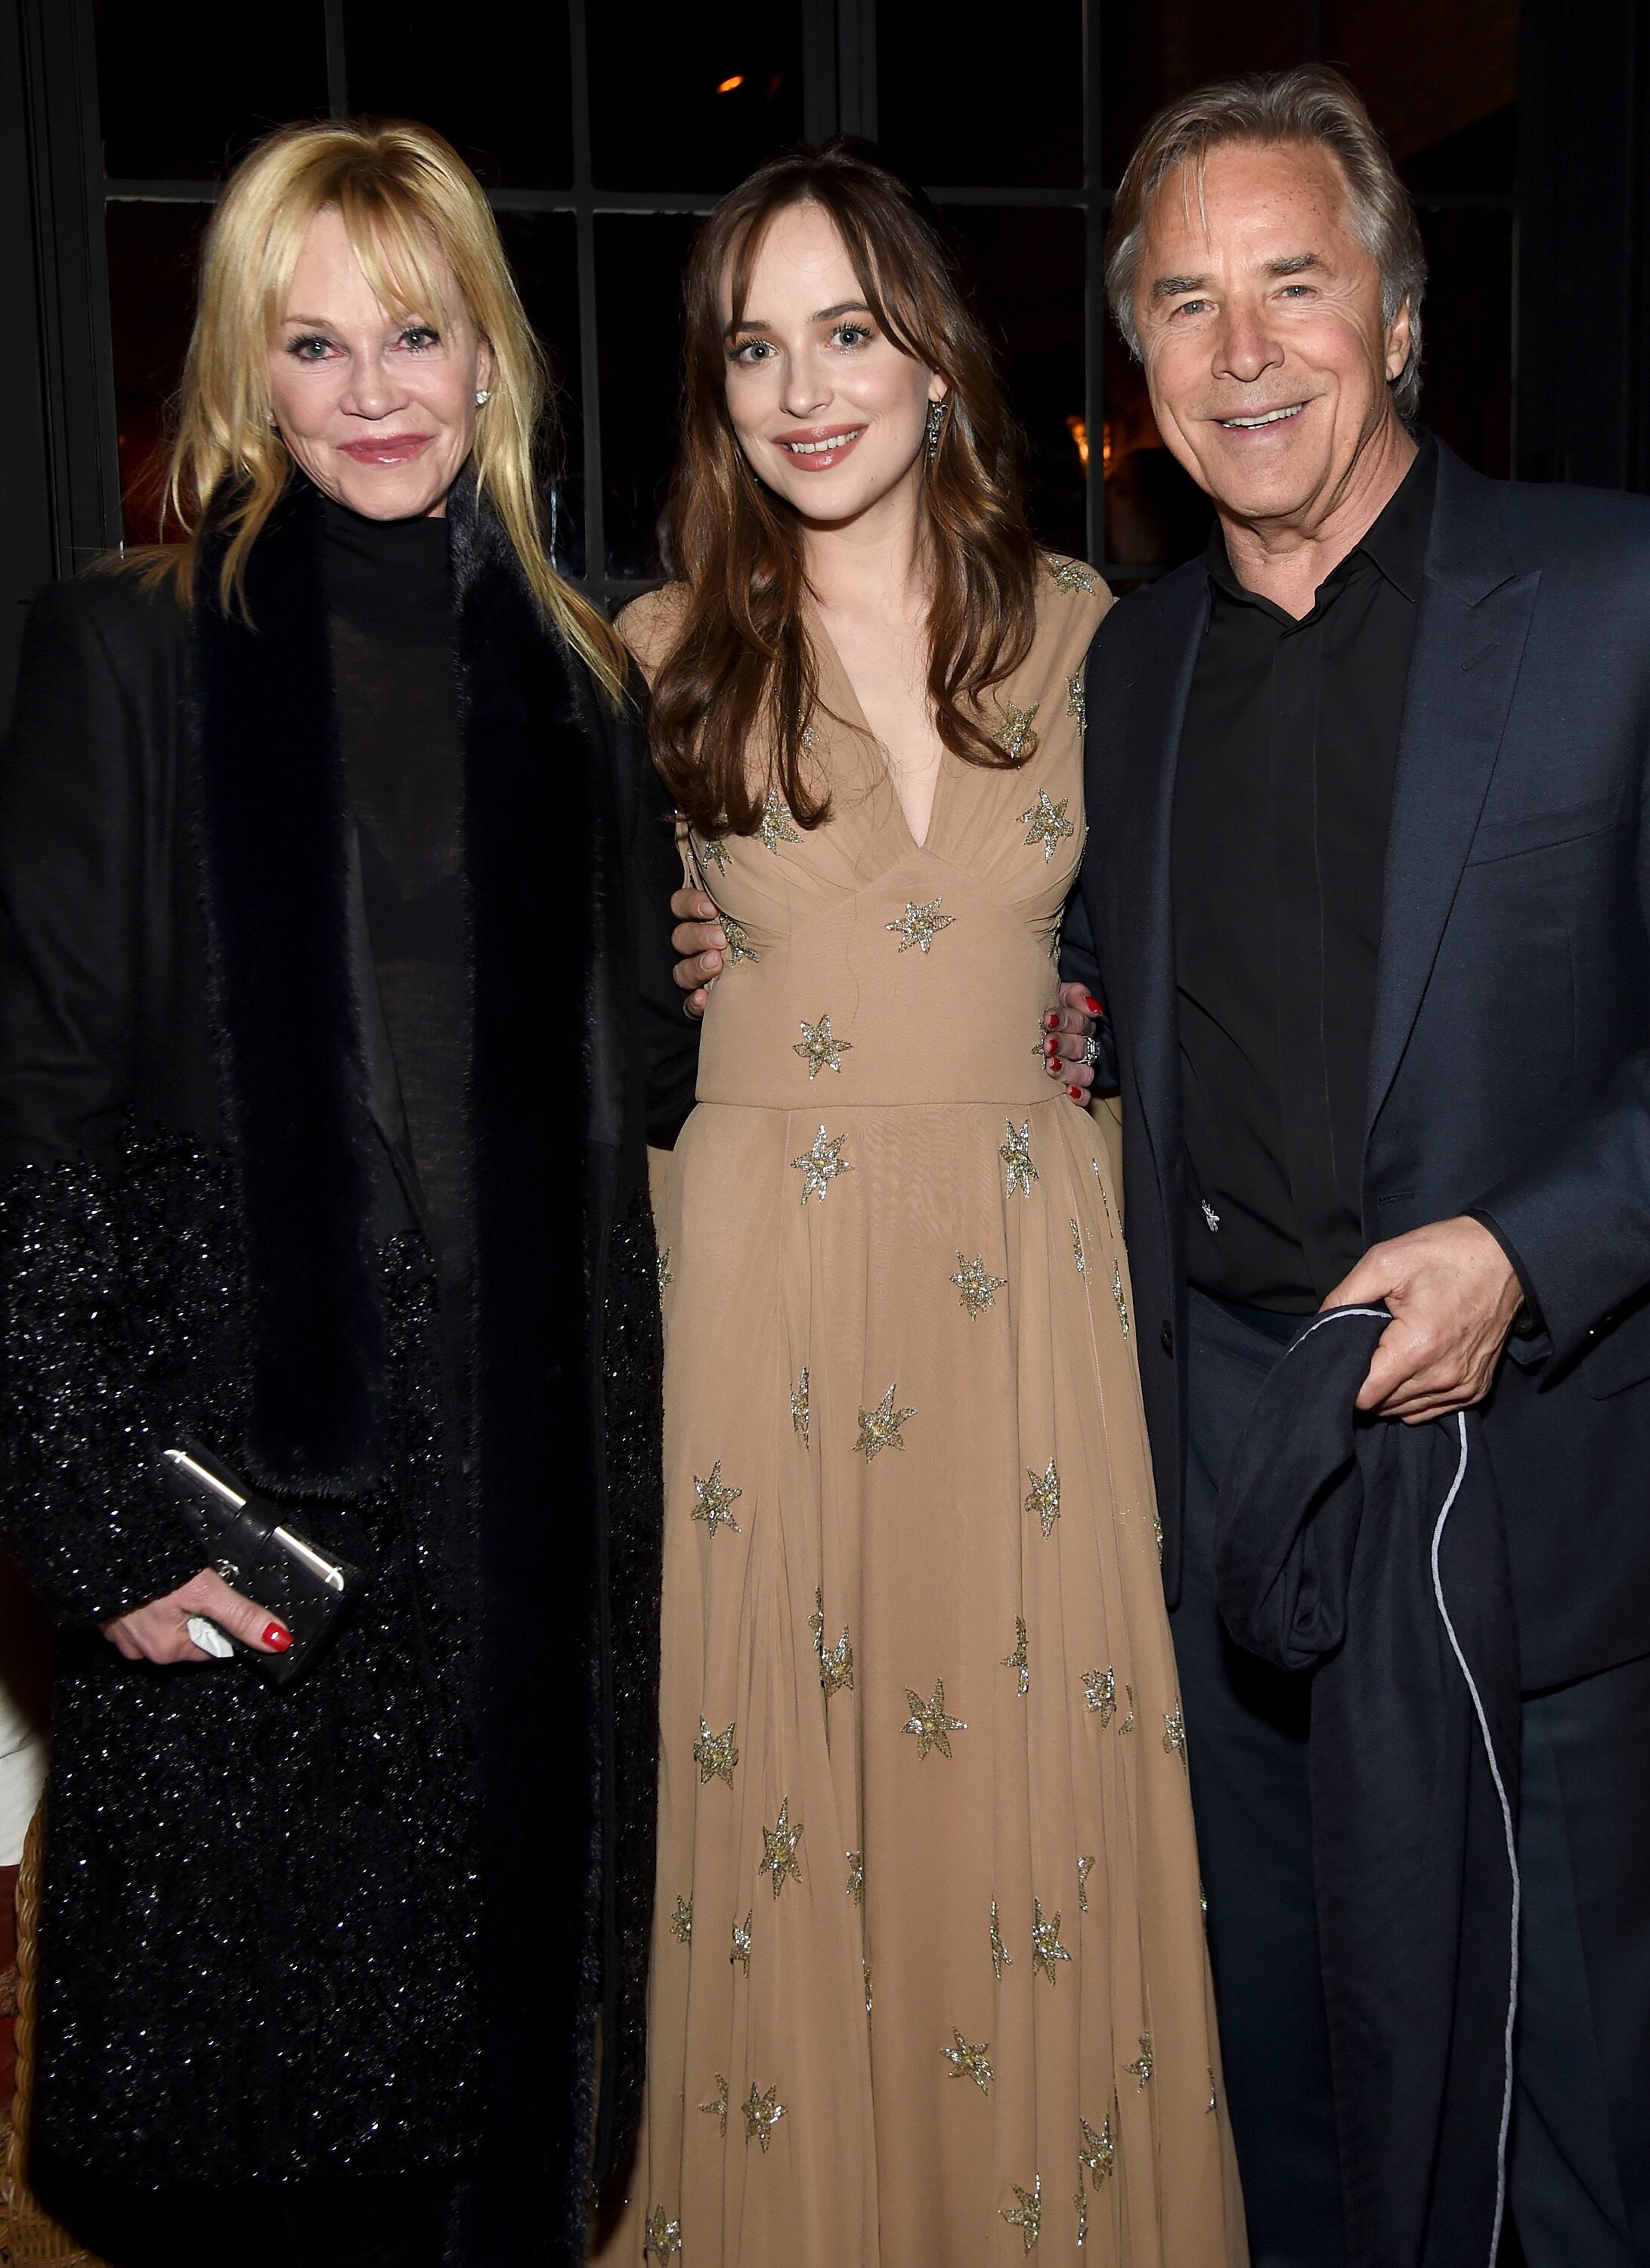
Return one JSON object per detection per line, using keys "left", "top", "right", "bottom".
{"left": 343, "top": 2, "right": 574, "bottom": 190}
{"left": 107, "top": 201, "right": 208, "bottom": 544}
{"left": 496, "top": 213, "right": 584, "bottom": 576}
{"left": 879, "top": 5, "right": 1082, "bottom": 189}
{"left": 1101, "top": 1, "right": 1305, "bottom": 185}
{"left": 1323, "top": 1, "right": 1518, "bottom": 191}
{"left": 589, "top": 6, "right": 803, "bottom": 191}
{"left": 942, "top": 208, "right": 1088, "bottom": 564}
{"left": 1413, "top": 207, "right": 1512, "bottom": 477}
{"left": 94, "top": 1, "right": 329, "bottom": 180}
{"left": 596, "top": 215, "right": 698, "bottom": 578}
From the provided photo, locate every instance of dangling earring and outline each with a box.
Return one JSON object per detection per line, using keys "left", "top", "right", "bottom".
{"left": 475, "top": 388, "right": 491, "bottom": 405}
{"left": 924, "top": 395, "right": 949, "bottom": 467}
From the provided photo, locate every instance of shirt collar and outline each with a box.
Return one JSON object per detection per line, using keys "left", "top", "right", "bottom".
{"left": 1205, "top": 431, "right": 1438, "bottom": 612}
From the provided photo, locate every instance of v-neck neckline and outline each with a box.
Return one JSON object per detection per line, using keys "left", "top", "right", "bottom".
{"left": 808, "top": 609, "right": 943, "bottom": 856}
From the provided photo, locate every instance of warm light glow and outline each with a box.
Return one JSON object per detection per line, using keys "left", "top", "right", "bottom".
{"left": 1101, "top": 419, "right": 1114, "bottom": 476}
{"left": 717, "top": 73, "right": 745, "bottom": 93}
{"left": 1066, "top": 414, "right": 1090, "bottom": 469}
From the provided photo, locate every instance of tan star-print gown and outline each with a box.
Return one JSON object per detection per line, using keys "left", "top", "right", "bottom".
{"left": 601, "top": 565, "right": 1246, "bottom": 2268}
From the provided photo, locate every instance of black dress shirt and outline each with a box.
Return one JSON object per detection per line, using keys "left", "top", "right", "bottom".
{"left": 323, "top": 498, "right": 472, "bottom": 1378}
{"left": 1173, "top": 439, "right": 1437, "bottom": 1311}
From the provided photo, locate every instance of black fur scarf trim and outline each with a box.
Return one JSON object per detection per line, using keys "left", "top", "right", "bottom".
{"left": 193, "top": 489, "right": 385, "bottom": 1492}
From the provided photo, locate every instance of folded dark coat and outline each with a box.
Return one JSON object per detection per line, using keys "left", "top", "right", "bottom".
{"left": 0, "top": 479, "right": 697, "bottom": 2257}
{"left": 1215, "top": 1305, "right": 1521, "bottom": 2268}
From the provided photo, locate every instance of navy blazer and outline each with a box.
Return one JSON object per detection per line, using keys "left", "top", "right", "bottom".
{"left": 1080, "top": 442, "right": 1650, "bottom": 1687}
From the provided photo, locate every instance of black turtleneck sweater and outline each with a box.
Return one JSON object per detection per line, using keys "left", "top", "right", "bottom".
{"left": 322, "top": 497, "right": 470, "bottom": 1348}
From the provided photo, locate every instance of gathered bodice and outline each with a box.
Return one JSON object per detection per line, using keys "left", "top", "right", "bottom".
{"left": 649, "top": 561, "right": 1109, "bottom": 1111}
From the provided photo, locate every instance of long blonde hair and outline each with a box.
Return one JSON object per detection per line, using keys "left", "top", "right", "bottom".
{"left": 137, "top": 115, "right": 624, "bottom": 699}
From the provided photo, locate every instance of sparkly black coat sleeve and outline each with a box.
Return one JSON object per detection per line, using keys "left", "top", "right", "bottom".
{"left": 0, "top": 576, "right": 219, "bottom": 1622}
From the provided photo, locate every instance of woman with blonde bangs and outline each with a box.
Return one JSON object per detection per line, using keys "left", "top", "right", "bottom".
{"left": 604, "top": 142, "right": 1244, "bottom": 2267}
{"left": 0, "top": 116, "right": 692, "bottom": 2266}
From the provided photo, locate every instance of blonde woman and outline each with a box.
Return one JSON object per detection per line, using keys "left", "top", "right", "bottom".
{"left": 0, "top": 119, "right": 692, "bottom": 2266}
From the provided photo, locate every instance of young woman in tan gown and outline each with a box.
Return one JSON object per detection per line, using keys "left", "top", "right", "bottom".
{"left": 599, "top": 144, "right": 1246, "bottom": 2268}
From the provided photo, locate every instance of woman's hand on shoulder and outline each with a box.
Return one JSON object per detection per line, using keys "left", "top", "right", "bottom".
{"left": 101, "top": 1567, "right": 291, "bottom": 1665}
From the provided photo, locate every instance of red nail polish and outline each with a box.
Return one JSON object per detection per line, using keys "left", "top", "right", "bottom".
{"left": 1067, "top": 1085, "right": 1082, "bottom": 1099}
{"left": 1085, "top": 995, "right": 1102, "bottom": 1015}
{"left": 263, "top": 1622, "right": 293, "bottom": 1651}
{"left": 1044, "top": 1012, "right": 1060, "bottom": 1030}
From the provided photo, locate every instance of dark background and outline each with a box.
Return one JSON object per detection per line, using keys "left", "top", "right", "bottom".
{"left": 3, "top": 0, "right": 1648, "bottom": 722}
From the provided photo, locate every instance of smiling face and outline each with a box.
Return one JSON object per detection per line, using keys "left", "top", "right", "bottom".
{"left": 721, "top": 199, "right": 945, "bottom": 530}
{"left": 1134, "top": 139, "right": 1410, "bottom": 534}
{"left": 267, "top": 204, "right": 492, "bottom": 520}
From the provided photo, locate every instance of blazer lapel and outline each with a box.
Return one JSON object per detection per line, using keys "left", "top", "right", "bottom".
{"left": 1090, "top": 569, "right": 1208, "bottom": 1197}
{"left": 1365, "top": 451, "right": 1540, "bottom": 1139}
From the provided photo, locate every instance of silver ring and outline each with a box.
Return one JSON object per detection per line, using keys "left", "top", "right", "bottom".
{"left": 1081, "top": 1032, "right": 1102, "bottom": 1068}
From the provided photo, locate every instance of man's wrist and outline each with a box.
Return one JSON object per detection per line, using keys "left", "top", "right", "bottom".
{"left": 1465, "top": 1207, "right": 1543, "bottom": 1339}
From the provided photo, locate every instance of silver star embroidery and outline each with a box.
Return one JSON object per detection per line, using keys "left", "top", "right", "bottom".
{"left": 643, "top": 2205, "right": 683, "bottom": 2260}
{"left": 691, "top": 1461, "right": 742, "bottom": 1538}
{"left": 657, "top": 1246, "right": 673, "bottom": 1299}
{"left": 941, "top": 2028, "right": 994, "bottom": 2093}
{"left": 730, "top": 1911, "right": 752, "bottom": 1975}
{"left": 863, "top": 1960, "right": 874, "bottom": 2017}
{"left": 669, "top": 1893, "right": 692, "bottom": 1944}
{"left": 1026, "top": 1459, "right": 1060, "bottom": 1538}
{"left": 741, "top": 2078, "right": 785, "bottom": 2152}
{"left": 1119, "top": 1683, "right": 1136, "bottom": 1734}
{"left": 1003, "top": 1616, "right": 1029, "bottom": 1696}
{"left": 757, "top": 791, "right": 800, "bottom": 854}
{"left": 1078, "top": 1854, "right": 1095, "bottom": 1913}
{"left": 1092, "top": 1157, "right": 1116, "bottom": 1232}
{"left": 1082, "top": 1665, "right": 1116, "bottom": 1724}
{"left": 855, "top": 1383, "right": 914, "bottom": 1461}
{"left": 1066, "top": 671, "right": 1086, "bottom": 727}
{"left": 951, "top": 1250, "right": 1005, "bottom": 1318}
{"left": 720, "top": 912, "right": 759, "bottom": 962}
{"left": 794, "top": 1012, "right": 852, "bottom": 1080}
{"left": 1031, "top": 1899, "right": 1072, "bottom": 1984}
{"left": 846, "top": 1850, "right": 864, "bottom": 1904}
{"left": 759, "top": 1798, "right": 804, "bottom": 1897}
{"left": 820, "top": 1624, "right": 854, "bottom": 1699}
{"left": 1111, "top": 1259, "right": 1130, "bottom": 1336}
{"left": 695, "top": 831, "right": 730, "bottom": 875}
{"left": 693, "top": 1716, "right": 738, "bottom": 1786}
{"left": 791, "top": 1123, "right": 852, "bottom": 1204}
{"left": 990, "top": 1899, "right": 1012, "bottom": 1979}
{"left": 1071, "top": 1220, "right": 1086, "bottom": 1273}
{"left": 1209, "top": 2068, "right": 1218, "bottom": 2114}
{"left": 1164, "top": 1706, "right": 1187, "bottom": 1760}
{"left": 1002, "top": 2174, "right": 1043, "bottom": 2251}
{"left": 1019, "top": 788, "right": 1075, "bottom": 862}
{"left": 1201, "top": 1197, "right": 1221, "bottom": 1233}
{"left": 1153, "top": 1508, "right": 1164, "bottom": 1561}
{"left": 998, "top": 702, "right": 1041, "bottom": 762}
{"left": 700, "top": 2074, "right": 729, "bottom": 2136}
{"left": 1125, "top": 2034, "right": 1153, "bottom": 2090}
{"left": 1076, "top": 2180, "right": 1088, "bottom": 2248}
{"left": 809, "top": 1588, "right": 825, "bottom": 1656}
{"left": 1000, "top": 1119, "right": 1039, "bottom": 1198}
{"left": 1079, "top": 2110, "right": 1115, "bottom": 2182}
{"left": 886, "top": 897, "right": 955, "bottom": 954}
{"left": 791, "top": 1368, "right": 811, "bottom": 1448}
{"left": 1048, "top": 556, "right": 1099, "bottom": 593}
{"left": 902, "top": 1678, "right": 966, "bottom": 1761}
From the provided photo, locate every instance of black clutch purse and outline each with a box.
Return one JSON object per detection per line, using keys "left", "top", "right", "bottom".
{"left": 156, "top": 1436, "right": 365, "bottom": 1686}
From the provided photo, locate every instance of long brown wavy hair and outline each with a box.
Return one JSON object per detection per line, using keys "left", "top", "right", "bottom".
{"left": 649, "top": 140, "right": 1042, "bottom": 836}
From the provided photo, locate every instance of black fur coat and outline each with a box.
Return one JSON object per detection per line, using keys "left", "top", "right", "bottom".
{"left": 0, "top": 479, "right": 696, "bottom": 2258}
